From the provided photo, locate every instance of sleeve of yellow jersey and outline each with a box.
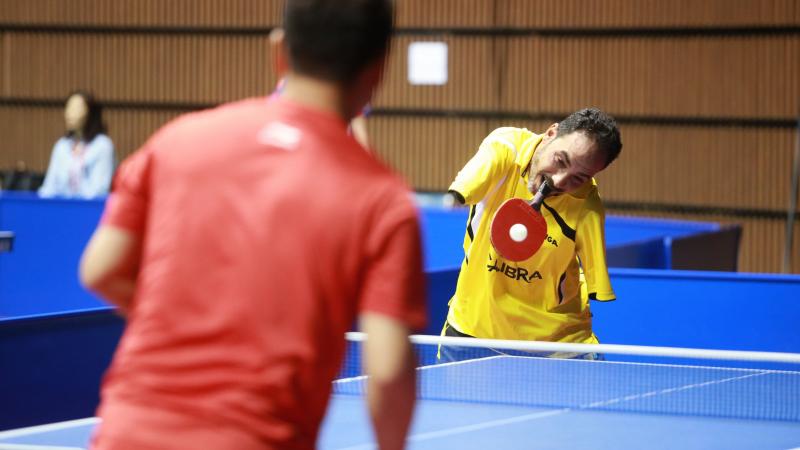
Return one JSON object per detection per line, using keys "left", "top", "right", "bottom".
{"left": 576, "top": 188, "right": 616, "bottom": 301}
{"left": 448, "top": 128, "right": 520, "bottom": 205}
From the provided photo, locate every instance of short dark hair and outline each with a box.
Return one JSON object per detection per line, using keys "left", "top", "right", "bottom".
{"left": 557, "top": 108, "right": 622, "bottom": 168}
{"left": 283, "top": 0, "right": 394, "bottom": 84}
{"left": 65, "top": 90, "right": 108, "bottom": 143}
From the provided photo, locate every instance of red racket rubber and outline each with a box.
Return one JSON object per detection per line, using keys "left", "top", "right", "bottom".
{"left": 490, "top": 198, "right": 548, "bottom": 262}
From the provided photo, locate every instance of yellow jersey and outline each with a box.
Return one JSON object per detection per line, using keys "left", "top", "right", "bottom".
{"left": 446, "top": 127, "right": 615, "bottom": 343}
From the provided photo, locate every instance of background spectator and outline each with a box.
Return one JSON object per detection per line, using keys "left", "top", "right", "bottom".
{"left": 38, "top": 91, "right": 114, "bottom": 199}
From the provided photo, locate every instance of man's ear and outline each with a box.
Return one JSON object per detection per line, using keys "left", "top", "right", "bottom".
{"left": 361, "top": 55, "right": 388, "bottom": 90}
{"left": 349, "top": 55, "right": 387, "bottom": 116}
{"left": 540, "top": 122, "right": 559, "bottom": 145}
{"left": 269, "top": 28, "right": 288, "bottom": 78}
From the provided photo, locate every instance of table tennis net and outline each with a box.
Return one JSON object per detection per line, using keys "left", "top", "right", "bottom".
{"left": 334, "top": 333, "right": 800, "bottom": 422}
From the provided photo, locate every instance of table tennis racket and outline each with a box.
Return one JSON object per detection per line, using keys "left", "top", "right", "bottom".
{"left": 490, "top": 181, "right": 552, "bottom": 261}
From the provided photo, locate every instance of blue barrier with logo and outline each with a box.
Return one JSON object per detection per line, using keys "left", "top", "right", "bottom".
{"left": 593, "top": 268, "right": 800, "bottom": 353}
{"left": 0, "top": 193, "right": 106, "bottom": 317}
{"left": 0, "top": 194, "right": 737, "bottom": 317}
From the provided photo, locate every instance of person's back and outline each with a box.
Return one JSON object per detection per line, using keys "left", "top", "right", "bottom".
{"left": 95, "top": 95, "right": 423, "bottom": 448}
{"left": 81, "top": 1, "right": 425, "bottom": 449}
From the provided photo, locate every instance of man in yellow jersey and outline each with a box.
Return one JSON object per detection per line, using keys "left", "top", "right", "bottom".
{"left": 440, "top": 108, "right": 622, "bottom": 361}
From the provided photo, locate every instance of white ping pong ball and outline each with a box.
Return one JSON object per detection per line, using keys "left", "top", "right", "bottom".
{"left": 509, "top": 223, "right": 528, "bottom": 242}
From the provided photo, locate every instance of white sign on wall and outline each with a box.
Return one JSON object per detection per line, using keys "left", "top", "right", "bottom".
{"left": 407, "top": 41, "right": 448, "bottom": 85}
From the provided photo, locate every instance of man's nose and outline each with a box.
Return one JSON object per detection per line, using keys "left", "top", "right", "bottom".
{"left": 551, "top": 173, "right": 568, "bottom": 191}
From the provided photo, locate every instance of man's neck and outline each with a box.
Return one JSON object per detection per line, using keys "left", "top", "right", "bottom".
{"left": 281, "top": 74, "right": 351, "bottom": 122}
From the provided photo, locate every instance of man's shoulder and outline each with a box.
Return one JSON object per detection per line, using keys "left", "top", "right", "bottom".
{"left": 348, "top": 157, "right": 417, "bottom": 220}
{"left": 549, "top": 181, "right": 603, "bottom": 216}
{"left": 566, "top": 179, "right": 602, "bottom": 201}
{"left": 352, "top": 158, "right": 413, "bottom": 206}
{"left": 485, "top": 127, "right": 536, "bottom": 144}
{"left": 179, "top": 96, "right": 263, "bottom": 121}
{"left": 481, "top": 127, "right": 539, "bottom": 159}
{"left": 184, "top": 98, "right": 266, "bottom": 126}
{"left": 148, "top": 98, "right": 266, "bottom": 145}
{"left": 567, "top": 181, "right": 605, "bottom": 219}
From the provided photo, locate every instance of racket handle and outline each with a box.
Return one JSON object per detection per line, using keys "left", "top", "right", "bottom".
{"left": 530, "top": 180, "right": 553, "bottom": 212}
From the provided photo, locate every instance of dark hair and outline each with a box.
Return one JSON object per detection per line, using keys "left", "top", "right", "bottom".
{"left": 65, "top": 90, "right": 108, "bottom": 143}
{"left": 283, "top": 0, "right": 394, "bottom": 84}
{"left": 557, "top": 108, "right": 622, "bottom": 168}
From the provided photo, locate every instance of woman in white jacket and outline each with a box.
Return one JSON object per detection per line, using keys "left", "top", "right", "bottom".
{"left": 38, "top": 90, "right": 114, "bottom": 199}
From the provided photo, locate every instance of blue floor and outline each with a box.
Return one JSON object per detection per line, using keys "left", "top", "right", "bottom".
{"left": 1, "top": 398, "right": 798, "bottom": 450}
{"left": 2, "top": 355, "right": 799, "bottom": 450}
{"left": 319, "top": 395, "right": 800, "bottom": 450}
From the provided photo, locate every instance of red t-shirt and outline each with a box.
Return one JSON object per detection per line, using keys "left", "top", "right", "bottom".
{"left": 93, "top": 97, "right": 427, "bottom": 450}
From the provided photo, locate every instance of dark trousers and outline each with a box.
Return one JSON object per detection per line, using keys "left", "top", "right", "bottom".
{"left": 437, "top": 321, "right": 604, "bottom": 363}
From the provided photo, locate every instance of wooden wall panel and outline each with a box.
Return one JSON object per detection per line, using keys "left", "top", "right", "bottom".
{"left": 368, "top": 116, "right": 492, "bottom": 189}
{"left": 0, "top": 0, "right": 283, "bottom": 27}
{"left": 734, "top": 218, "right": 800, "bottom": 274}
{"left": 502, "top": 35, "right": 800, "bottom": 118}
{"left": 5, "top": 32, "right": 274, "bottom": 104}
{"left": 0, "top": 105, "right": 62, "bottom": 169}
{"left": 17, "top": 31, "right": 777, "bottom": 119}
{"left": 609, "top": 210, "right": 800, "bottom": 274}
{"left": 0, "top": 32, "right": 6, "bottom": 96}
{"left": 375, "top": 35, "right": 497, "bottom": 110}
{"left": 596, "top": 125, "right": 796, "bottom": 210}
{"left": 500, "top": 0, "right": 800, "bottom": 28}
{"left": 3, "top": 0, "right": 795, "bottom": 29}
{"left": 0, "top": 105, "right": 185, "bottom": 169}
{"left": 381, "top": 34, "right": 800, "bottom": 117}
{"left": 3, "top": 11, "right": 798, "bottom": 118}
{"left": 397, "top": 0, "right": 495, "bottom": 28}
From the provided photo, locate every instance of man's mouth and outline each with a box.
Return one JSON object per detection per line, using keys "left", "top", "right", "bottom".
{"left": 530, "top": 174, "right": 556, "bottom": 196}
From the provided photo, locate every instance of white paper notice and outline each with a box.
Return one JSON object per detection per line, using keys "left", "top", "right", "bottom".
{"left": 408, "top": 41, "right": 448, "bottom": 85}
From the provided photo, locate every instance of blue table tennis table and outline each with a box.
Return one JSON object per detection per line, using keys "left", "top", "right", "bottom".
{"left": 1, "top": 353, "right": 798, "bottom": 449}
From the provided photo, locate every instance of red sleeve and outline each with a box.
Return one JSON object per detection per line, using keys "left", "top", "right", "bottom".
{"left": 100, "top": 146, "right": 153, "bottom": 233}
{"left": 358, "top": 193, "right": 427, "bottom": 332}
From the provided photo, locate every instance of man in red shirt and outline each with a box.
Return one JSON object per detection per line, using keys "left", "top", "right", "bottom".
{"left": 79, "top": 1, "right": 426, "bottom": 449}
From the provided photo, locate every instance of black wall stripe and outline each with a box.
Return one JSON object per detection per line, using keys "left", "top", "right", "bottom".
{"left": 372, "top": 109, "right": 796, "bottom": 129}
{"left": 3, "top": 98, "right": 793, "bottom": 129}
{"left": 397, "top": 26, "right": 800, "bottom": 38}
{"left": 415, "top": 191, "right": 800, "bottom": 222}
{"left": 2, "top": 23, "right": 797, "bottom": 38}
{"left": 605, "top": 201, "right": 800, "bottom": 221}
